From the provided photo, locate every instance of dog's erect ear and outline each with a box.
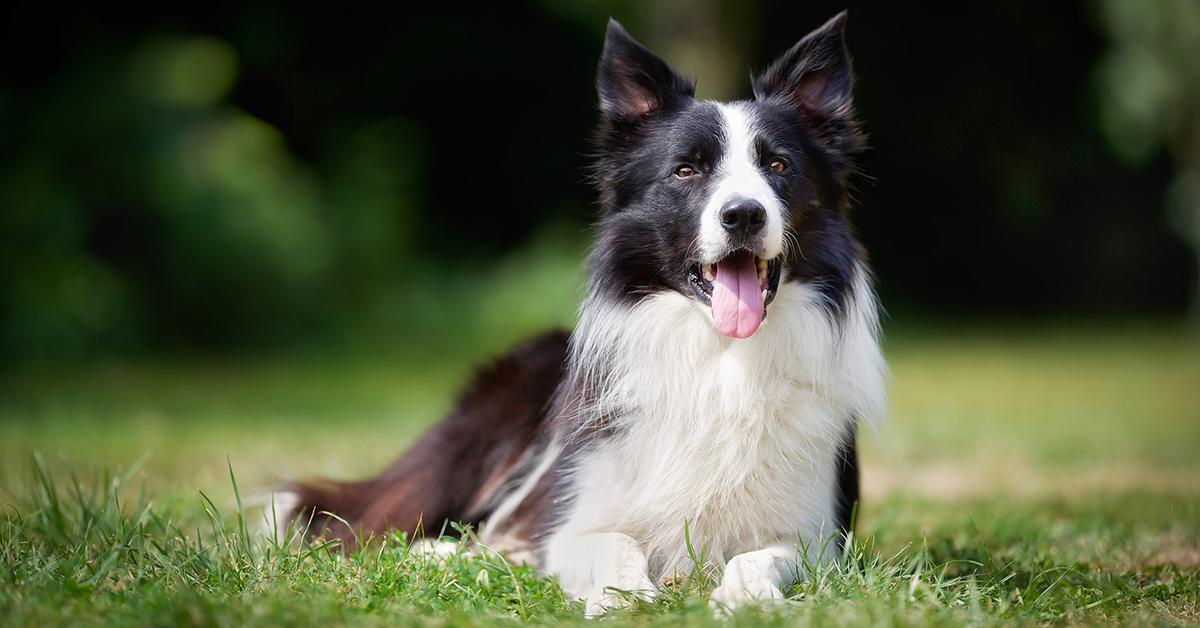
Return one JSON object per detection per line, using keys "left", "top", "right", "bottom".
{"left": 753, "top": 11, "right": 853, "bottom": 121}
{"left": 597, "top": 18, "right": 695, "bottom": 122}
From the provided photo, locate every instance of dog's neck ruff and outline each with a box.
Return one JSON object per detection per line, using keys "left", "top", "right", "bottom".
{"left": 555, "top": 267, "right": 886, "bottom": 576}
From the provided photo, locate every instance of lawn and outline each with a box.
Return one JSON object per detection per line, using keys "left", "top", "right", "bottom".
{"left": 2, "top": 322, "right": 1198, "bottom": 625}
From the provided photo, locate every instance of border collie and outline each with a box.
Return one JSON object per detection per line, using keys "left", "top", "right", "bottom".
{"left": 274, "top": 11, "right": 885, "bottom": 615}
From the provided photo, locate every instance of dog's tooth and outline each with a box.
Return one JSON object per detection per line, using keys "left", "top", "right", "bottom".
{"left": 756, "top": 258, "right": 767, "bottom": 272}
{"left": 702, "top": 265, "right": 715, "bottom": 282}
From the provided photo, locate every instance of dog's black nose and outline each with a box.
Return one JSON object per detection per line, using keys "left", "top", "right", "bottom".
{"left": 720, "top": 199, "right": 766, "bottom": 236}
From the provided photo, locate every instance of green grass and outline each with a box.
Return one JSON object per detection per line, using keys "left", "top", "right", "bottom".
{"left": 2, "top": 322, "right": 1198, "bottom": 625}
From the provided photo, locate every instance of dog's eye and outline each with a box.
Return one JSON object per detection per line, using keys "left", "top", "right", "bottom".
{"left": 674, "top": 164, "right": 698, "bottom": 179}
{"left": 769, "top": 159, "right": 787, "bottom": 173}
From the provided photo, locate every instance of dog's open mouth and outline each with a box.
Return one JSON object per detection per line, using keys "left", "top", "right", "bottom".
{"left": 688, "top": 250, "right": 782, "bottom": 339}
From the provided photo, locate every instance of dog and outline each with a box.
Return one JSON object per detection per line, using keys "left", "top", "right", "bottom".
{"left": 273, "top": 11, "right": 886, "bottom": 615}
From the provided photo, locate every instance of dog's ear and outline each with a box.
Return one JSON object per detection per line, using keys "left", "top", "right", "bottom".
{"left": 753, "top": 11, "right": 853, "bottom": 122}
{"left": 597, "top": 18, "right": 695, "bottom": 122}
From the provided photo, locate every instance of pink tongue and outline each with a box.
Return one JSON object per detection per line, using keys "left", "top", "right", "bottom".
{"left": 711, "top": 253, "right": 764, "bottom": 338}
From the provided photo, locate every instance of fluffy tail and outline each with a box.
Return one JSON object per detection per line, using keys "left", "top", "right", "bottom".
{"left": 272, "top": 479, "right": 374, "bottom": 545}
{"left": 277, "top": 331, "right": 570, "bottom": 549}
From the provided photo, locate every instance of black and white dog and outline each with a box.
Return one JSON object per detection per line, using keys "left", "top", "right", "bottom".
{"left": 275, "top": 11, "right": 885, "bottom": 615}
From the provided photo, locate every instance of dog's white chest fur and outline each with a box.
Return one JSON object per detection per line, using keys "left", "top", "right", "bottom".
{"left": 550, "top": 271, "right": 886, "bottom": 580}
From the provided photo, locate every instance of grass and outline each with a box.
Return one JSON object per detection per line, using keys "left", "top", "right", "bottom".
{"left": 1, "top": 321, "right": 1198, "bottom": 625}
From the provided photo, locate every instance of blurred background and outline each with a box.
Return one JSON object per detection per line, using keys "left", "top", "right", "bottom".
{"left": 1, "top": 0, "right": 1197, "bottom": 361}
{"left": 2, "top": 8, "right": 1198, "bottom": 623}
{"left": 0, "top": 1, "right": 1198, "bottom": 502}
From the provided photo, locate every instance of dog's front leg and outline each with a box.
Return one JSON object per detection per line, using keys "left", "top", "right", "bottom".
{"left": 709, "top": 544, "right": 803, "bottom": 611}
{"left": 545, "top": 531, "right": 657, "bottom": 617}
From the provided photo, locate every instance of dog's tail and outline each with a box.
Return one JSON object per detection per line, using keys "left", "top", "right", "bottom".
{"left": 268, "top": 478, "right": 372, "bottom": 545}
{"left": 274, "top": 330, "right": 570, "bottom": 549}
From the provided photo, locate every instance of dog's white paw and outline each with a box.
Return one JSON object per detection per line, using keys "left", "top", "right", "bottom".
{"left": 582, "top": 577, "right": 658, "bottom": 618}
{"left": 409, "top": 538, "right": 462, "bottom": 561}
{"left": 548, "top": 531, "right": 658, "bottom": 618}
{"left": 709, "top": 553, "right": 786, "bottom": 614}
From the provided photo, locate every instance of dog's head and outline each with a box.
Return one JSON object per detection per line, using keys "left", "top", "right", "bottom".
{"left": 589, "top": 12, "right": 865, "bottom": 339}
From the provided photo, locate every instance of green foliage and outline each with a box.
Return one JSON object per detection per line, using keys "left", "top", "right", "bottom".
{"left": 1096, "top": 0, "right": 1200, "bottom": 316}
{"left": 0, "top": 455, "right": 579, "bottom": 625}
{"left": 1095, "top": 0, "right": 1200, "bottom": 165}
{"left": 1, "top": 36, "right": 319, "bottom": 352}
{"left": 0, "top": 34, "right": 511, "bottom": 355}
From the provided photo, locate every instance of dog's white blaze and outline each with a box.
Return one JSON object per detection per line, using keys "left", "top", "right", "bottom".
{"left": 698, "top": 102, "right": 787, "bottom": 263}
{"left": 546, "top": 266, "right": 886, "bottom": 601}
